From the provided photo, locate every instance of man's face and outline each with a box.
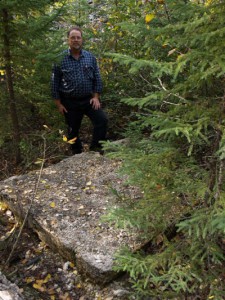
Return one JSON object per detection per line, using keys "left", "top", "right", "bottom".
{"left": 68, "top": 30, "right": 83, "bottom": 51}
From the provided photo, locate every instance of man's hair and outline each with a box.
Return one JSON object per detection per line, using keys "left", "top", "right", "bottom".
{"left": 67, "top": 26, "right": 83, "bottom": 37}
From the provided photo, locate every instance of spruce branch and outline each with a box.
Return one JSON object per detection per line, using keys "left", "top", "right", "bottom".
{"left": 157, "top": 77, "right": 188, "bottom": 104}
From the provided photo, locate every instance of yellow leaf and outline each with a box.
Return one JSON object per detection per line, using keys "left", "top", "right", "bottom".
{"left": 0, "top": 202, "right": 8, "bottom": 211}
{"left": 50, "top": 202, "right": 56, "bottom": 208}
{"left": 86, "top": 181, "right": 92, "bottom": 186}
{"left": 67, "top": 137, "right": 77, "bottom": 144}
{"left": 43, "top": 274, "right": 51, "bottom": 283}
{"left": 33, "top": 283, "right": 45, "bottom": 292}
{"left": 25, "top": 277, "right": 35, "bottom": 283}
{"left": 36, "top": 279, "right": 45, "bottom": 285}
{"left": 34, "top": 158, "right": 45, "bottom": 165}
{"left": 63, "top": 135, "right": 68, "bottom": 142}
{"left": 145, "top": 14, "right": 155, "bottom": 23}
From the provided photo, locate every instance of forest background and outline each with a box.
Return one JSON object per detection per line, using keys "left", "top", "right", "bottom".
{"left": 0, "top": 0, "right": 225, "bottom": 299}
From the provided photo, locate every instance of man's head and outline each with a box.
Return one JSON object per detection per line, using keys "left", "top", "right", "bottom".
{"left": 67, "top": 26, "right": 83, "bottom": 52}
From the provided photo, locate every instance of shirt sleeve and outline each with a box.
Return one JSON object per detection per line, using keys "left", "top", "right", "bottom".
{"left": 51, "top": 63, "right": 62, "bottom": 99}
{"left": 92, "top": 57, "right": 103, "bottom": 94}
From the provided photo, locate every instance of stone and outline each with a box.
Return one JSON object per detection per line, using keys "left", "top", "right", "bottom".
{"left": 0, "top": 152, "right": 144, "bottom": 284}
{"left": 0, "top": 271, "right": 24, "bottom": 300}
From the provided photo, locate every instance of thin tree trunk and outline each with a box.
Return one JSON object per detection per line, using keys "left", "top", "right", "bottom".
{"left": 2, "top": 8, "right": 21, "bottom": 163}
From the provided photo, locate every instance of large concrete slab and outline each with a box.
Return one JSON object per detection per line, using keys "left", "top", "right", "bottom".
{"left": 0, "top": 152, "right": 143, "bottom": 284}
{"left": 0, "top": 271, "right": 24, "bottom": 300}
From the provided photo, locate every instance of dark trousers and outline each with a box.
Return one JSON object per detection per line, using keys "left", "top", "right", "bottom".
{"left": 63, "top": 97, "right": 108, "bottom": 152}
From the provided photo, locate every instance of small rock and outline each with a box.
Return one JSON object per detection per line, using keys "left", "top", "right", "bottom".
{"left": 0, "top": 290, "right": 13, "bottom": 300}
{"left": 6, "top": 210, "right": 12, "bottom": 217}
{"left": 79, "top": 295, "right": 87, "bottom": 300}
{"left": 63, "top": 261, "right": 70, "bottom": 272}
{"left": 113, "top": 289, "right": 130, "bottom": 297}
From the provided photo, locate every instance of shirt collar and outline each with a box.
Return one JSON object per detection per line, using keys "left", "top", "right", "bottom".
{"left": 68, "top": 48, "right": 84, "bottom": 57}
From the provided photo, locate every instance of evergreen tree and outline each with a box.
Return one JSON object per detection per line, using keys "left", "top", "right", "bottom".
{"left": 104, "top": 0, "right": 225, "bottom": 298}
{"left": 0, "top": 0, "right": 65, "bottom": 164}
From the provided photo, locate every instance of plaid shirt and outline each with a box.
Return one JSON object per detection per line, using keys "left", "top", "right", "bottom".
{"left": 51, "top": 49, "right": 103, "bottom": 99}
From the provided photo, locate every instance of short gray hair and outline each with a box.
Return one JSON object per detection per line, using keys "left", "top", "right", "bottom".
{"left": 67, "top": 26, "right": 82, "bottom": 37}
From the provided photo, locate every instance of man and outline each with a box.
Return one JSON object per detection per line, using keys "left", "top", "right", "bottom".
{"left": 51, "top": 26, "right": 108, "bottom": 154}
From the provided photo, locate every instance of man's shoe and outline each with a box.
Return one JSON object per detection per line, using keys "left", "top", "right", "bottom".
{"left": 89, "top": 146, "right": 104, "bottom": 155}
{"left": 71, "top": 148, "right": 82, "bottom": 155}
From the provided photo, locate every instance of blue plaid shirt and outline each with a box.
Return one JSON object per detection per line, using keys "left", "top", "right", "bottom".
{"left": 51, "top": 49, "right": 103, "bottom": 99}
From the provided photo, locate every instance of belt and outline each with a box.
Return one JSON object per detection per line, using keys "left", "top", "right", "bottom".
{"left": 62, "top": 94, "right": 92, "bottom": 101}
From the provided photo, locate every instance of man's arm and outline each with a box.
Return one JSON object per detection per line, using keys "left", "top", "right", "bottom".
{"left": 51, "top": 64, "right": 62, "bottom": 100}
{"left": 90, "top": 55, "right": 103, "bottom": 110}
{"left": 51, "top": 64, "right": 67, "bottom": 114}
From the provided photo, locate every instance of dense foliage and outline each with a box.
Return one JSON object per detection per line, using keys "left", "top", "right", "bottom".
{"left": 0, "top": 0, "right": 67, "bottom": 166}
{"left": 103, "top": 0, "right": 225, "bottom": 298}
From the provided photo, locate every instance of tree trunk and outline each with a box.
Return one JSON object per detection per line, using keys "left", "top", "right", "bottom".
{"left": 2, "top": 8, "right": 21, "bottom": 163}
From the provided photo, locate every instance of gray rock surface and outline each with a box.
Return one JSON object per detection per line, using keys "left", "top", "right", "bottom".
{"left": 0, "top": 152, "right": 143, "bottom": 284}
{"left": 0, "top": 271, "right": 24, "bottom": 300}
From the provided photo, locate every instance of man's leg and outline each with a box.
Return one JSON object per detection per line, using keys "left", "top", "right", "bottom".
{"left": 85, "top": 105, "right": 108, "bottom": 151}
{"left": 64, "top": 108, "right": 84, "bottom": 154}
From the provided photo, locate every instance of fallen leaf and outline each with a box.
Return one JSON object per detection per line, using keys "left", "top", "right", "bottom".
{"left": 67, "top": 137, "right": 77, "bottom": 144}
{"left": 50, "top": 202, "right": 56, "bottom": 208}
{"left": 25, "top": 277, "right": 35, "bottom": 283}
{"left": 63, "top": 135, "right": 68, "bottom": 142}
{"left": 59, "top": 293, "right": 70, "bottom": 300}
{"left": 43, "top": 274, "right": 51, "bottom": 283}
{"left": 34, "top": 158, "right": 45, "bottom": 165}
{"left": 33, "top": 283, "right": 45, "bottom": 292}
{"left": 145, "top": 13, "right": 155, "bottom": 23}
{"left": 47, "top": 288, "right": 55, "bottom": 295}
{"left": 168, "top": 48, "right": 177, "bottom": 56}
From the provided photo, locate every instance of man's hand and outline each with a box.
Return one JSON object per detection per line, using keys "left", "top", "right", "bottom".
{"left": 90, "top": 96, "right": 101, "bottom": 110}
{"left": 55, "top": 99, "right": 68, "bottom": 114}
{"left": 57, "top": 103, "right": 67, "bottom": 114}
